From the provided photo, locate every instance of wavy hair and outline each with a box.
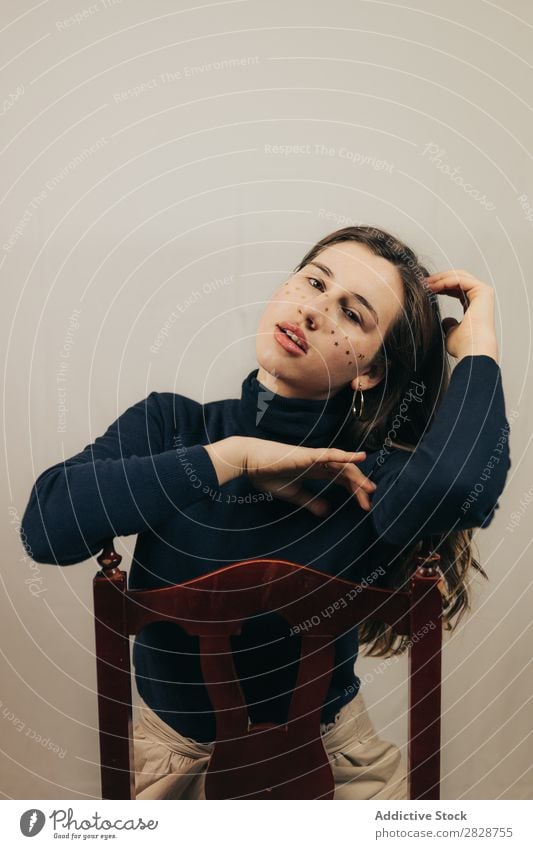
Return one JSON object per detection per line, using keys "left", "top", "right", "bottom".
{"left": 293, "top": 225, "right": 486, "bottom": 657}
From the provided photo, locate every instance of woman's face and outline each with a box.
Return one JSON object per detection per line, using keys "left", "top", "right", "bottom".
{"left": 255, "top": 241, "right": 405, "bottom": 399}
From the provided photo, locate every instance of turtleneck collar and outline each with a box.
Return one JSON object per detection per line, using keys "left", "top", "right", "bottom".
{"left": 237, "top": 368, "right": 356, "bottom": 448}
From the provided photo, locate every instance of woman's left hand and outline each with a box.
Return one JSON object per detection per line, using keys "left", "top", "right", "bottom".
{"left": 425, "top": 269, "right": 499, "bottom": 362}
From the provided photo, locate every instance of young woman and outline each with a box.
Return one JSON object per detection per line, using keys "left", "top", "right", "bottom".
{"left": 20, "top": 225, "right": 511, "bottom": 800}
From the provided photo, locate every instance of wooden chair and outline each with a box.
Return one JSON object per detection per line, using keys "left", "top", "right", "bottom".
{"left": 93, "top": 540, "right": 443, "bottom": 800}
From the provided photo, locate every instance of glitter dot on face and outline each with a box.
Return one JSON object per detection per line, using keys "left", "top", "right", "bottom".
{"left": 334, "top": 342, "right": 339, "bottom": 346}
{"left": 348, "top": 361, "right": 352, "bottom": 364}
{"left": 345, "top": 350, "right": 349, "bottom": 354}
{"left": 330, "top": 330, "right": 335, "bottom": 334}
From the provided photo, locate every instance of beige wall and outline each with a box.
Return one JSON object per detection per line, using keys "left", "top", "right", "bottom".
{"left": 1, "top": 0, "right": 532, "bottom": 799}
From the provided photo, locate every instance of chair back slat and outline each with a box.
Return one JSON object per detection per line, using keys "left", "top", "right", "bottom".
{"left": 202, "top": 633, "right": 336, "bottom": 799}
{"left": 199, "top": 635, "right": 250, "bottom": 737}
{"left": 286, "top": 636, "right": 334, "bottom": 729}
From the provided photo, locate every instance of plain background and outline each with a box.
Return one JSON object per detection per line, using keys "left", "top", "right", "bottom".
{"left": 1, "top": 0, "right": 531, "bottom": 800}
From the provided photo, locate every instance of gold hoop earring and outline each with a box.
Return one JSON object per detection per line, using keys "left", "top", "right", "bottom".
{"left": 352, "top": 383, "right": 364, "bottom": 419}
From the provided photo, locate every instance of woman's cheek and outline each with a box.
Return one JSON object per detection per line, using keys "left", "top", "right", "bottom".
{"left": 276, "top": 282, "right": 367, "bottom": 367}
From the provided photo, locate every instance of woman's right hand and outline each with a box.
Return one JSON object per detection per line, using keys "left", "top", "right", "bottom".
{"left": 239, "top": 436, "right": 377, "bottom": 516}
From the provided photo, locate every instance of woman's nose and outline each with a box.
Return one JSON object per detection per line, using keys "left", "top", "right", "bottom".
{"left": 299, "top": 298, "right": 327, "bottom": 330}
{"left": 300, "top": 300, "right": 327, "bottom": 330}
{"left": 303, "top": 310, "right": 319, "bottom": 331}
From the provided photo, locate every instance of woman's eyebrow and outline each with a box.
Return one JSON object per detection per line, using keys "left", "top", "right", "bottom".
{"left": 306, "top": 261, "right": 380, "bottom": 325}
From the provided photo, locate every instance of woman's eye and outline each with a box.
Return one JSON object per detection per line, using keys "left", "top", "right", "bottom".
{"left": 344, "top": 309, "right": 361, "bottom": 325}
{"left": 306, "top": 277, "right": 361, "bottom": 324}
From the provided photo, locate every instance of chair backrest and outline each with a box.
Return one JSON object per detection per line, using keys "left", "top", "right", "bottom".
{"left": 93, "top": 541, "right": 443, "bottom": 800}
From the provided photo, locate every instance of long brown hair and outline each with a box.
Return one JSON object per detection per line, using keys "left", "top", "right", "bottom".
{"left": 293, "top": 225, "right": 486, "bottom": 657}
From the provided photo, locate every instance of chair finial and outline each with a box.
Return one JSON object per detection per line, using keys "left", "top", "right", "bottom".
{"left": 414, "top": 544, "right": 441, "bottom": 578}
{"left": 96, "top": 539, "right": 122, "bottom": 576}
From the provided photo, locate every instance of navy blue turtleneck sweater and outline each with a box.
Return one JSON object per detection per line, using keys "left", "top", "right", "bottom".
{"left": 20, "top": 355, "right": 511, "bottom": 742}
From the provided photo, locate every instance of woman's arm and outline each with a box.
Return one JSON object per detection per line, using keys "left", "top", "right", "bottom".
{"left": 19, "top": 391, "right": 223, "bottom": 566}
{"left": 369, "top": 350, "right": 512, "bottom": 548}
{"left": 19, "top": 387, "right": 371, "bottom": 566}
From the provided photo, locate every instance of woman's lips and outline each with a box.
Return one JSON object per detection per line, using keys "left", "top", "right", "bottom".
{"left": 277, "top": 321, "right": 309, "bottom": 351}
{"left": 274, "top": 325, "right": 308, "bottom": 355}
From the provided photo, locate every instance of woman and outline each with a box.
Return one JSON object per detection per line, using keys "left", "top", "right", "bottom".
{"left": 20, "top": 225, "right": 511, "bottom": 800}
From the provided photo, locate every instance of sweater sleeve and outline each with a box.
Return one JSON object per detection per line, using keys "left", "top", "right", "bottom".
{"left": 368, "top": 355, "right": 512, "bottom": 547}
{"left": 19, "top": 392, "right": 220, "bottom": 566}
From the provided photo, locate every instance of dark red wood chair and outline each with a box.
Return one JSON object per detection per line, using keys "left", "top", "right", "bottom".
{"left": 93, "top": 541, "right": 443, "bottom": 800}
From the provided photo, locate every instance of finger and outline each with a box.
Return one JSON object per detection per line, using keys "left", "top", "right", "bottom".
{"left": 308, "top": 448, "right": 366, "bottom": 474}
{"left": 425, "top": 271, "right": 478, "bottom": 287}
{"left": 323, "top": 463, "right": 373, "bottom": 511}
{"left": 308, "top": 463, "right": 373, "bottom": 496}
{"left": 341, "top": 472, "right": 374, "bottom": 511}
{"left": 353, "top": 486, "right": 372, "bottom": 511}
{"left": 280, "top": 485, "right": 332, "bottom": 517}
{"left": 314, "top": 448, "right": 367, "bottom": 461}
{"left": 325, "top": 461, "right": 377, "bottom": 491}
{"left": 426, "top": 269, "right": 478, "bottom": 282}
{"left": 304, "top": 495, "right": 332, "bottom": 517}
{"left": 304, "top": 462, "right": 366, "bottom": 483}
{"left": 427, "top": 283, "right": 471, "bottom": 310}
{"left": 425, "top": 272, "right": 482, "bottom": 301}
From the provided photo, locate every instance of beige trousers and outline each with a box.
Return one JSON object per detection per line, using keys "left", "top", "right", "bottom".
{"left": 133, "top": 691, "right": 408, "bottom": 800}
